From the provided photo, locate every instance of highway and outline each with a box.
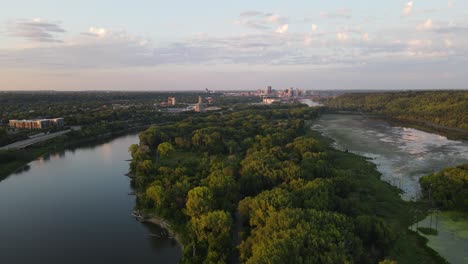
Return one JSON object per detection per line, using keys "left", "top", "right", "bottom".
{"left": 0, "top": 130, "right": 71, "bottom": 150}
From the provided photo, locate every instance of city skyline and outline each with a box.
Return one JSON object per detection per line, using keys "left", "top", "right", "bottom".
{"left": 1, "top": 0, "right": 467, "bottom": 91}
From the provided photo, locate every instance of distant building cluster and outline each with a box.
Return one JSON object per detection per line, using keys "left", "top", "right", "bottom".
{"left": 256, "top": 86, "right": 305, "bottom": 104}
{"left": 228, "top": 86, "right": 305, "bottom": 99}
{"left": 9, "top": 118, "right": 64, "bottom": 129}
{"left": 156, "top": 95, "right": 217, "bottom": 113}
{"left": 193, "top": 96, "right": 218, "bottom": 112}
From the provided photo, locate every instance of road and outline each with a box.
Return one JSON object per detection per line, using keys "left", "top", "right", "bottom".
{"left": 0, "top": 130, "right": 71, "bottom": 150}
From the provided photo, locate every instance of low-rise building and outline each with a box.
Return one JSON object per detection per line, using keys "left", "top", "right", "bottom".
{"left": 9, "top": 118, "right": 64, "bottom": 130}
{"left": 168, "top": 96, "right": 176, "bottom": 106}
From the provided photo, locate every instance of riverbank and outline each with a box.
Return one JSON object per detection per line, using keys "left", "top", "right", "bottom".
{"left": 0, "top": 123, "right": 167, "bottom": 182}
{"left": 143, "top": 215, "right": 184, "bottom": 251}
{"left": 308, "top": 128, "right": 447, "bottom": 263}
{"left": 0, "top": 133, "right": 183, "bottom": 264}
{"left": 309, "top": 112, "right": 466, "bottom": 263}
{"left": 323, "top": 109, "right": 468, "bottom": 140}
{"left": 386, "top": 117, "right": 468, "bottom": 141}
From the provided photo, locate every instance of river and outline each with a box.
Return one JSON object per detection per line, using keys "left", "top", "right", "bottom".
{"left": 298, "top": 98, "right": 322, "bottom": 107}
{"left": 0, "top": 134, "right": 181, "bottom": 264}
{"left": 312, "top": 114, "right": 468, "bottom": 264}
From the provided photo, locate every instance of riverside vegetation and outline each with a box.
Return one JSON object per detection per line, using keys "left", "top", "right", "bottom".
{"left": 420, "top": 164, "right": 468, "bottom": 212}
{"left": 324, "top": 91, "right": 468, "bottom": 138}
{"left": 326, "top": 90, "right": 468, "bottom": 232}
{"left": 0, "top": 91, "right": 236, "bottom": 180}
{"left": 129, "top": 105, "right": 446, "bottom": 264}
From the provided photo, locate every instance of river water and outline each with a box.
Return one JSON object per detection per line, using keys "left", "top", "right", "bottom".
{"left": 313, "top": 114, "right": 468, "bottom": 201}
{"left": 0, "top": 134, "right": 181, "bottom": 264}
{"left": 298, "top": 98, "right": 322, "bottom": 107}
{"left": 313, "top": 114, "right": 468, "bottom": 264}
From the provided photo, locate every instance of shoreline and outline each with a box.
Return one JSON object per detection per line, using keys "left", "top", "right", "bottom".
{"left": 323, "top": 110, "right": 468, "bottom": 140}
{"left": 309, "top": 121, "right": 450, "bottom": 263}
{"left": 142, "top": 214, "right": 185, "bottom": 251}
{"left": 0, "top": 125, "right": 153, "bottom": 181}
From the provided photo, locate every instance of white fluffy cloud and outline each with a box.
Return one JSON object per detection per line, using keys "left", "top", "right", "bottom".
{"left": 311, "top": 24, "right": 318, "bottom": 32}
{"left": 403, "top": 1, "right": 414, "bottom": 16}
{"left": 88, "top": 27, "right": 108, "bottom": 37}
{"left": 337, "top": 32, "right": 349, "bottom": 41}
{"left": 275, "top": 24, "right": 289, "bottom": 34}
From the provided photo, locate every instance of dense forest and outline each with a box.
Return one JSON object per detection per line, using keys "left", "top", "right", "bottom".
{"left": 419, "top": 164, "right": 468, "bottom": 212}
{"left": 129, "top": 105, "right": 442, "bottom": 264}
{"left": 325, "top": 91, "right": 468, "bottom": 131}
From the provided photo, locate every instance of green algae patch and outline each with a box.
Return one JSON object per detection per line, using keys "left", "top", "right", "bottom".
{"left": 416, "top": 211, "right": 468, "bottom": 264}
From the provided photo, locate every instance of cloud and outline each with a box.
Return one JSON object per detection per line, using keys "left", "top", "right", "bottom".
{"left": 236, "top": 11, "right": 289, "bottom": 33}
{"left": 362, "top": 33, "right": 370, "bottom": 41}
{"left": 266, "top": 14, "right": 287, "bottom": 25}
{"left": 235, "top": 20, "right": 270, "bottom": 30}
{"left": 275, "top": 24, "right": 288, "bottom": 34}
{"left": 337, "top": 32, "right": 349, "bottom": 41}
{"left": 87, "top": 27, "right": 108, "bottom": 37}
{"left": 311, "top": 24, "right": 318, "bottom": 32}
{"left": 5, "top": 18, "right": 66, "bottom": 42}
{"left": 403, "top": 2, "right": 414, "bottom": 16}
{"left": 1, "top": 17, "right": 466, "bottom": 73}
{"left": 417, "top": 19, "right": 434, "bottom": 30}
{"left": 444, "top": 39, "right": 453, "bottom": 47}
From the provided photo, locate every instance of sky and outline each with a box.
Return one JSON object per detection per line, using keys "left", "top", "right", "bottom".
{"left": 0, "top": 0, "right": 467, "bottom": 91}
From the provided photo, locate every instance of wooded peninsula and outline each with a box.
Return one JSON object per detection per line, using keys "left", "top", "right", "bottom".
{"left": 129, "top": 104, "right": 447, "bottom": 264}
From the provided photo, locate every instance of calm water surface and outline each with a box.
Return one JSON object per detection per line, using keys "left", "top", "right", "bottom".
{"left": 313, "top": 114, "right": 468, "bottom": 200}
{"left": 0, "top": 134, "right": 181, "bottom": 264}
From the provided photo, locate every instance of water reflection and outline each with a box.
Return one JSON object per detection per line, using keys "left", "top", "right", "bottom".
{"left": 313, "top": 114, "right": 468, "bottom": 200}
{"left": 298, "top": 99, "right": 322, "bottom": 107}
{"left": 0, "top": 134, "right": 182, "bottom": 264}
{"left": 12, "top": 164, "right": 30, "bottom": 175}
